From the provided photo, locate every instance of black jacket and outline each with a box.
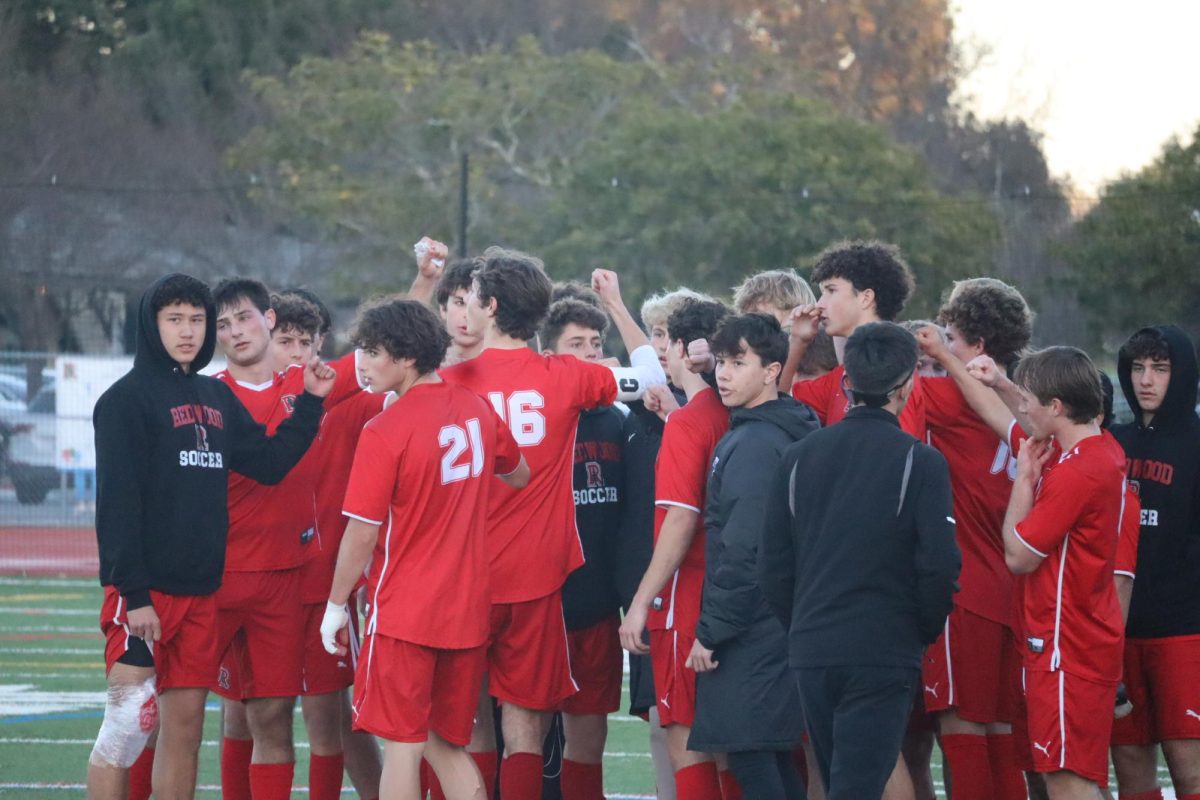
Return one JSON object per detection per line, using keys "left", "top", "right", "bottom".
{"left": 562, "top": 405, "right": 630, "bottom": 630}
{"left": 93, "top": 275, "right": 323, "bottom": 609}
{"left": 1113, "top": 325, "right": 1200, "bottom": 638}
{"left": 689, "top": 395, "right": 817, "bottom": 752}
{"left": 760, "top": 405, "right": 959, "bottom": 669}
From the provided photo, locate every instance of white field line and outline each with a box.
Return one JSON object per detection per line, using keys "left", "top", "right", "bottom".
{"left": 0, "top": 783, "right": 648, "bottom": 798}
{"left": 0, "top": 577, "right": 95, "bottom": 587}
{"left": 0, "top": 647, "right": 100, "bottom": 655}
{"left": 1, "top": 625, "right": 97, "bottom": 633}
{"left": 0, "top": 607, "right": 95, "bottom": 616}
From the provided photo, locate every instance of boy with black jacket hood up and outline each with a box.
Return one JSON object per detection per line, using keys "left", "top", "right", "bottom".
{"left": 87, "top": 274, "right": 333, "bottom": 800}
{"left": 685, "top": 313, "right": 818, "bottom": 799}
{"left": 760, "top": 322, "right": 959, "bottom": 800}
{"left": 1109, "top": 324, "right": 1200, "bottom": 799}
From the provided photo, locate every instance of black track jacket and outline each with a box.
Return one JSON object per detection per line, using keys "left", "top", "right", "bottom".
{"left": 760, "top": 405, "right": 960, "bottom": 669}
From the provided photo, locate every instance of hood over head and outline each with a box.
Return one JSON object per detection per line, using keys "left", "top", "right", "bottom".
{"left": 134, "top": 273, "right": 217, "bottom": 375}
{"left": 729, "top": 394, "right": 819, "bottom": 441}
{"left": 1117, "top": 324, "right": 1198, "bottom": 429}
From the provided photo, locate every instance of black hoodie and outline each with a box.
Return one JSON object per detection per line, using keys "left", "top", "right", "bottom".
{"left": 93, "top": 275, "right": 324, "bottom": 610}
{"left": 1112, "top": 324, "right": 1200, "bottom": 638}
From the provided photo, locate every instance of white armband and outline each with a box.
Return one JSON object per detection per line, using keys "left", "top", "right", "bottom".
{"left": 609, "top": 345, "right": 668, "bottom": 402}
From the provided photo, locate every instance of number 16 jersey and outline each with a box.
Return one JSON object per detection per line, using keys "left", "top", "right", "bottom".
{"left": 441, "top": 347, "right": 618, "bottom": 603}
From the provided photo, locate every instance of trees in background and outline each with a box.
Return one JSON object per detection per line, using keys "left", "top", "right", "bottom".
{"left": 1, "top": 0, "right": 1192, "bottom": 353}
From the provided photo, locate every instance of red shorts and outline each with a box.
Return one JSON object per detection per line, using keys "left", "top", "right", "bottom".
{"left": 301, "top": 599, "right": 360, "bottom": 696}
{"left": 212, "top": 569, "right": 305, "bottom": 700}
{"left": 559, "top": 615, "right": 622, "bottom": 716}
{"left": 352, "top": 634, "right": 486, "bottom": 746}
{"left": 922, "top": 606, "right": 1020, "bottom": 724}
{"left": 100, "top": 587, "right": 218, "bottom": 691}
{"left": 1111, "top": 634, "right": 1200, "bottom": 746}
{"left": 487, "top": 591, "right": 577, "bottom": 711}
{"left": 1023, "top": 668, "right": 1115, "bottom": 786}
{"left": 649, "top": 627, "right": 699, "bottom": 728}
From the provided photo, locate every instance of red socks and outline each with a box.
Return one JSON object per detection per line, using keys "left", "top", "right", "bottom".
{"left": 940, "top": 733, "right": 994, "bottom": 799}
{"left": 308, "top": 752, "right": 344, "bottom": 800}
{"left": 128, "top": 746, "right": 154, "bottom": 800}
{"left": 675, "top": 762, "right": 723, "bottom": 800}
{"left": 221, "top": 737, "right": 254, "bottom": 800}
{"left": 471, "top": 751, "right": 498, "bottom": 799}
{"left": 986, "top": 733, "right": 1026, "bottom": 800}
{"left": 719, "top": 768, "right": 743, "bottom": 800}
{"left": 1121, "top": 791, "right": 1164, "bottom": 800}
{"left": 249, "top": 762, "right": 295, "bottom": 800}
{"left": 500, "top": 751, "right": 542, "bottom": 800}
{"left": 561, "top": 759, "right": 604, "bottom": 800}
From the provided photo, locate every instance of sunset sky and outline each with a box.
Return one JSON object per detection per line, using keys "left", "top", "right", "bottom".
{"left": 952, "top": 0, "right": 1200, "bottom": 195}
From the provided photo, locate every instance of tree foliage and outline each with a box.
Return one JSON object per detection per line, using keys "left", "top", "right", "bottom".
{"left": 230, "top": 33, "right": 997, "bottom": 311}
{"left": 1060, "top": 124, "right": 1200, "bottom": 345}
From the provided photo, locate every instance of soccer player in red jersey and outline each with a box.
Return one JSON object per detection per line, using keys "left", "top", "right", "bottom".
{"left": 439, "top": 250, "right": 666, "bottom": 800}
{"left": 1002, "top": 347, "right": 1126, "bottom": 800}
{"left": 779, "top": 241, "right": 926, "bottom": 439}
{"left": 266, "top": 290, "right": 390, "bottom": 800}
{"left": 320, "top": 298, "right": 529, "bottom": 800}
{"left": 619, "top": 298, "right": 733, "bottom": 800}
{"left": 910, "top": 278, "right": 1035, "bottom": 800}
{"left": 435, "top": 258, "right": 485, "bottom": 367}
{"left": 210, "top": 278, "right": 364, "bottom": 800}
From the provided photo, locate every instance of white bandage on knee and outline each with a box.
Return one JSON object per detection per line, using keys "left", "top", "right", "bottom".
{"left": 89, "top": 677, "right": 158, "bottom": 768}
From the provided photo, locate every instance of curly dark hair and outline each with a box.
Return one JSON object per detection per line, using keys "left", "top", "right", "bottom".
{"left": 350, "top": 297, "right": 450, "bottom": 375}
{"left": 1014, "top": 346, "right": 1103, "bottom": 424}
{"left": 281, "top": 288, "right": 332, "bottom": 335}
{"left": 541, "top": 299, "right": 609, "bottom": 350}
{"left": 473, "top": 247, "right": 552, "bottom": 341}
{"left": 1119, "top": 329, "right": 1171, "bottom": 364}
{"left": 150, "top": 274, "right": 211, "bottom": 314}
{"left": 711, "top": 313, "right": 789, "bottom": 368}
{"left": 435, "top": 259, "right": 479, "bottom": 308}
{"left": 938, "top": 278, "right": 1033, "bottom": 367}
{"left": 270, "top": 293, "right": 323, "bottom": 338}
{"left": 551, "top": 280, "right": 602, "bottom": 308}
{"left": 810, "top": 240, "right": 915, "bottom": 322}
{"left": 667, "top": 298, "right": 731, "bottom": 348}
{"left": 213, "top": 278, "right": 271, "bottom": 314}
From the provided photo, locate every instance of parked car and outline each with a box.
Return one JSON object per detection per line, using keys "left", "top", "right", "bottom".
{"left": 6, "top": 386, "right": 59, "bottom": 504}
{"left": 0, "top": 374, "right": 27, "bottom": 414}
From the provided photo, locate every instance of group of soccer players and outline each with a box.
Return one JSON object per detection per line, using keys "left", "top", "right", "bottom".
{"left": 87, "top": 235, "right": 1199, "bottom": 800}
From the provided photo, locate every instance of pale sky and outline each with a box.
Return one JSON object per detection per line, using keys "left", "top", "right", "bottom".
{"left": 952, "top": 0, "right": 1200, "bottom": 195}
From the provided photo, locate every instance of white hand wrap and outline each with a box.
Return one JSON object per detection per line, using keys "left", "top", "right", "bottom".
{"left": 320, "top": 600, "right": 350, "bottom": 655}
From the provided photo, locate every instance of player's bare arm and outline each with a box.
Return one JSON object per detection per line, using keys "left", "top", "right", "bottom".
{"left": 497, "top": 453, "right": 531, "bottom": 489}
{"left": 408, "top": 235, "right": 448, "bottom": 306}
{"left": 915, "top": 328, "right": 1016, "bottom": 439}
{"left": 321, "top": 517, "right": 380, "bottom": 655}
{"left": 776, "top": 304, "right": 822, "bottom": 388}
{"left": 618, "top": 505, "right": 700, "bottom": 655}
{"left": 964, "top": 354, "right": 1034, "bottom": 434}
{"left": 591, "top": 268, "right": 668, "bottom": 400}
{"left": 1001, "top": 438, "right": 1053, "bottom": 575}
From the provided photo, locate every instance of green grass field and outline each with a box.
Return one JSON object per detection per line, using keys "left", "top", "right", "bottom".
{"left": 0, "top": 576, "right": 662, "bottom": 798}
{"left": 0, "top": 575, "right": 1176, "bottom": 798}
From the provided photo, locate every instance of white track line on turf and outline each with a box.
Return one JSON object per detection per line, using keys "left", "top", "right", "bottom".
{"left": 0, "top": 607, "right": 94, "bottom": 616}
{"left": 1, "top": 647, "right": 99, "bottom": 654}
{"left": 0, "top": 577, "right": 94, "bottom": 587}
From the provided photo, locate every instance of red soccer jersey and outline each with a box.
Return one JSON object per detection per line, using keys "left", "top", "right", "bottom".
{"left": 1013, "top": 434, "right": 1126, "bottom": 682}
{"left": 923, "top": 377, "right": 1018, "bottom": 627}
{"left": 218, "top": 352, "right": 360, "bottom": 572}
{"left": 647, "top": 387, "right": 729, "bottom": 632}
{"left": 341, "top": 382, "right": 520, "bottom": 648}
{"left": 440, "top": 347, "right": 617, "bottom": 603}
{"left": 792, "top": 363, "right": 926, "bottom": 437}
{"left": 300, "top": 390, "right": 388, "bottom": 604}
